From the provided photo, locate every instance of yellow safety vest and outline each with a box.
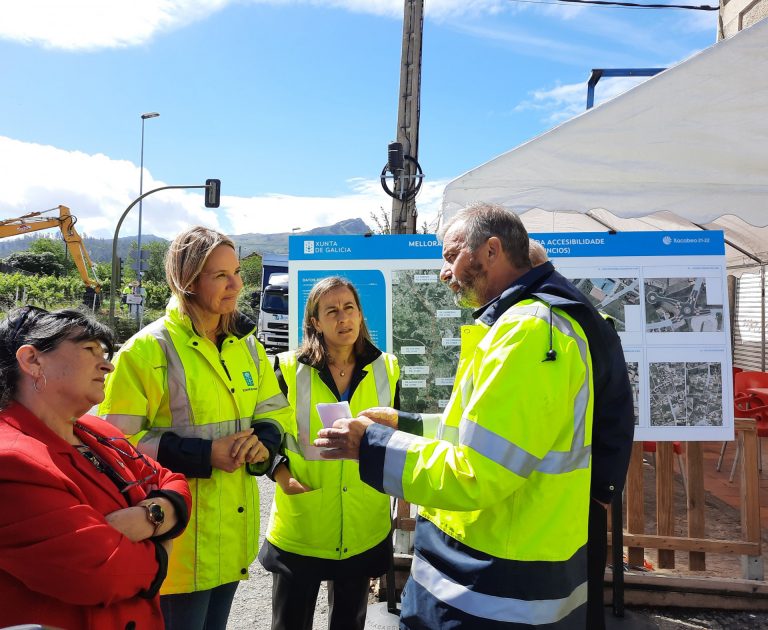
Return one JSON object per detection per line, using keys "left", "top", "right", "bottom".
{"left": 368, "top": 298, "right": 593, "bottom": 626}
{"left": 100, "top": 300, "right": 291, "bottom": 594}
{"left": 266, "top": 350, "right": 399, "bottom": 560}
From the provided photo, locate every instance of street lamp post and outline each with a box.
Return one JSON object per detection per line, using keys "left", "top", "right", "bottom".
{"left": 137, "top": 112, "right": 159, "bottom": 326}
{"left": 109, "top": 180, "right": 222, "bottom": 330}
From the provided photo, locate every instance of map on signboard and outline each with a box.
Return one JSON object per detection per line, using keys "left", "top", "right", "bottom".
{"left": 644, "top": 277, "right": 724, "bottom": 333}
{"left": 569, "top": 277, "right": 640, "bottom": 332}
{"left": 648, "top": 361, "right": 723, "bottom": 427}
{"left": 391, "top": 269, "right": 474, "bottom": 413}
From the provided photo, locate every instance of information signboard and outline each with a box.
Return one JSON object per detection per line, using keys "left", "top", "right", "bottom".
{"left": 288, "top": 231, "right": 732, "bottom": 441}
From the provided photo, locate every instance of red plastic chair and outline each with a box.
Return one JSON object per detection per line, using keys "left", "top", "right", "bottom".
{"left": 735, "top": 370, "right": 768, "bottom": 405}
{"left": 717, "top": 369, "right": 767, "bottom": 473}
{"left": 719, "top": 394, "right": 768, "bottom": 481}
{"left": 643, "top": 441, "right": 687, "bottom": 501}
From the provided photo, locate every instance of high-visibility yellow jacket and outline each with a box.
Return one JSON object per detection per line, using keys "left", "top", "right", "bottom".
{"left": 359, "top": 294, "right": 593, "bottom": 628}
{"left": 266, "top": 346, "right": 399, "bottom": 561}
{"left": 99, "top": 299, "right": 290, "bottom": 594}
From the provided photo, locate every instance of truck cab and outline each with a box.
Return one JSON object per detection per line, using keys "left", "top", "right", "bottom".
{"left": 257, "top": 272, "right": 289, "bottom": 351}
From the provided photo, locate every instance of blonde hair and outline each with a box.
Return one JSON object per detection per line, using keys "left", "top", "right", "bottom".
{"left": 165, "top": 226, "right": 240, "bottom": 337}
{"left": 297, "top": 276, "right": 372, "bottom": 368}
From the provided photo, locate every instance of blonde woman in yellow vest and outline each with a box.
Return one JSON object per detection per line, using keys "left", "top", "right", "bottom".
{"left": 259, "top": 276, "right": 400, "bottom": 630}
{"left": 100, "top": 227, "right": 291, "bottom": 630}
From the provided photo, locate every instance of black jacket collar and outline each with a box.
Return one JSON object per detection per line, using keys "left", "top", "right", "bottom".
{"left": 475, "top": 261, "right": 556, "bottom": 326}
{"left": 475, "top": 261, "right": 598, "bottom": 328}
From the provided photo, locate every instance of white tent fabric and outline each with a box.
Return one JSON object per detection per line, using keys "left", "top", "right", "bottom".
{"left": 441, "top": 19, "right": 768, "bottom": 269}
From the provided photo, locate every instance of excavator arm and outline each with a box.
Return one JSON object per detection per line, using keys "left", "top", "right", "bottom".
{"left": 0, "top": 205, "right": 101, "bottom": 293}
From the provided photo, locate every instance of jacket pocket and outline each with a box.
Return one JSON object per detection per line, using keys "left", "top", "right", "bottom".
{"left": 275, "top": 486, "right": 324, "bottom": 519}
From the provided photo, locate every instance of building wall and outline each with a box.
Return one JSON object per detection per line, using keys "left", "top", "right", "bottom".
{"left": 719, "top": 0, "right": 768, "bottom": 39}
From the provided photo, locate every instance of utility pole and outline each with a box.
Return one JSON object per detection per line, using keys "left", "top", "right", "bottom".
{"left": 391, "top": 0, "right": 424, "bottom": 235}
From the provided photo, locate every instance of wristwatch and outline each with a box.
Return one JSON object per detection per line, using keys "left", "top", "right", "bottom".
{"left": 142, "top": 502, "right": 165, "bottom": 536}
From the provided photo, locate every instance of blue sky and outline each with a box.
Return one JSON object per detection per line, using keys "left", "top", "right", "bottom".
{"left": 0, "top": 0, "right": 717, "bottom": 240}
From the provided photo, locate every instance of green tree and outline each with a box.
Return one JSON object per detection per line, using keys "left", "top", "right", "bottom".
{"left": 143, "top": 279, "right": 171, "bottom": 310}
{"left": 123, "top": 240, "right": 169, "bottom": 283}
{"left": 370, "top": 208, "right": 391, "bottom": 235}
{"left": 371, "top": 207, "right": 434, "bottom": 234}
{"left": 240, "top": 253, "right": 262, "bottom": 287}
{"left": 31, "top": 236, "right": 88, "bottom": 277}
{"left": 3, "top": 251, "right": 64, "bottom": 276}
{"left": 142, "top": 240, "right": 170, "bottom": 283}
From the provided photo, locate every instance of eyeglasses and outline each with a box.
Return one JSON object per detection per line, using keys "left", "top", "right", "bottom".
{"left": 75, "top": 423, "right": 158, "bottom": 494}
{"left": 9, "top": 305, "right": 47, "bottom": 341}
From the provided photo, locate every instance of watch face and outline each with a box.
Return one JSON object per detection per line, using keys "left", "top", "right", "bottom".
{"left": 148, "top": 502, "right": 165, "bottom": 524}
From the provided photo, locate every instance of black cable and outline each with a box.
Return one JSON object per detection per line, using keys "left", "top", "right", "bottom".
{"left": 543, "top": 304, "right": 558, "bottom": 362}
{"left": 510, "top": 0, "right": 647, "bottom": 7}
{"left": 560, "top": 0, "right": 717, "bottom": 9}
{"left": 509, "top": 0, "right": 717, "bottom": 9}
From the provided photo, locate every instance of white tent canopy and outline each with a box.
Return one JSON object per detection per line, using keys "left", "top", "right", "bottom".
{"left": 441, "top": 19, "right": 768, "bottom": 270}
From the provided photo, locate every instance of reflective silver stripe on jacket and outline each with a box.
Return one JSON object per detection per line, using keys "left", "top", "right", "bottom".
{"left": 434, "top": 366, "right": 472, "bottom": 441}
{"left": 420, "top": 413, "right": 441, "bottom": 439}
{"left": 137, "top": 417, "right": 251, "bottom": 459}
{"left": 102, "top": 413, "right": 144, "bottom": 435}
{"left": 411, "top": 554, "right": 588, "bottom": 625}
{"left": 254, "top": 393, "right": 289, "bottom": 417}
{"left": 458, "top": 302, "right": 591, "bottom": 476}
{"left": 290, "top": 356, "right": 392, "bottom": 461}
{"left": 436, "top": 424, "right": 459, "bottom": 445}
{"left": 382, "top": 430, "right": 421, "bottom": 499}
{"left": 245, "top": 336, "right": 262, "bottom": 373}
{"left": 133, "top": 320, "right": 265, "bottom": 456}
{"left": 146, "top": 318, "right": 193, "bottom": 428}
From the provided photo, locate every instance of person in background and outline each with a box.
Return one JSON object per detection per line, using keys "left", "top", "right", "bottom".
{"left": 316, "top": 203, "right": 598, "bottom": 628}
{"left": 259, "top": 276, "right": 401, "bottom": 630}
{"left": 0, "top": 306, "right": 191, "bottom": 630}
{"left": 529, "top": 238, "right": 635, "bottom": 630}
{"left": 100, "top": 226, "right": 292, "bottom": 630}
{"left": 528, "top": 238, "right": 549, "bottom": 267}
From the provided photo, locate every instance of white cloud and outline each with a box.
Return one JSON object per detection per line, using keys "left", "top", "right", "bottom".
{"left": 0, "top": 0, "right": 229, "bottom": 51}
{"left": 0, "top": 0, "right": 510, "bottom": 50}
{"left": 0, "top": 136, "right": 446, "bottom": 240}
{"left": 515, "top": 75, "right": 650, "bottom": 125}
{"left": 222, "top": 175, "right": 446, "bottom": 236}
{"left": 307, "top": 0, "right": 508, "bottom": 19}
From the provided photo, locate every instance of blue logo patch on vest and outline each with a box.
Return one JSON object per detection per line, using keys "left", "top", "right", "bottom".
{"left": 243, "top": 371, "right": 254, "bottom": 386}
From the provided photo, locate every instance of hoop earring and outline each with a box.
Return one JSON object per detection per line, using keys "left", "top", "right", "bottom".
{"left": 33, "top": 373, "right": 47, "bottom": 393}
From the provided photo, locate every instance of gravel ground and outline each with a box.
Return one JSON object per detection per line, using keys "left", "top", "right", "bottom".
{"left": 631, "top": 608, "right": 768, "bottom": 629}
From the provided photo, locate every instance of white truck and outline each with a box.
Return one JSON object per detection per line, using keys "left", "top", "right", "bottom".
{"left": 256, "top": 255, "right": 289, "bottom": 351}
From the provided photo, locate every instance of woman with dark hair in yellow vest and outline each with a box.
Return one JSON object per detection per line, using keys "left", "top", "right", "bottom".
{"left": 259, "top": 276, "right": 401, "bottom": 630}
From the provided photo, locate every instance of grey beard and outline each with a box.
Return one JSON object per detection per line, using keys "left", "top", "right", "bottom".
{"left": 453, "top": 287, "right": 481, "bottom": 309}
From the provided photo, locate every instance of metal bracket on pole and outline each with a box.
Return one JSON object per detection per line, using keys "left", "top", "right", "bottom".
{"left": 586, "top": 68, "right": 665, "bottom": 110}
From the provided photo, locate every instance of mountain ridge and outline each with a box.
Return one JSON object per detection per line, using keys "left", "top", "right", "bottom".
{"left": 0, "top": 217, "right": 372, "bottom": 262}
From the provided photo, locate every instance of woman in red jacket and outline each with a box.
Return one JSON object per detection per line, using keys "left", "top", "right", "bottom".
{"left": 0, "top": 306, "right": 192, "bottom": 630}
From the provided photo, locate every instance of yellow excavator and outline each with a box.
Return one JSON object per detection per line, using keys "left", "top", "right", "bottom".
{"left": 0, "top": 205, "right": 102, "bottom": 307}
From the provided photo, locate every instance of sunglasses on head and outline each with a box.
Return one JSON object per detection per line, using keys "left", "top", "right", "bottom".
{"left": 9, "top": 305, "right": 48, "bottom": 341}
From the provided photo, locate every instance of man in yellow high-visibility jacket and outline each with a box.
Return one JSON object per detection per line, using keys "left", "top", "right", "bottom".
{"left": 316, "top": 203, "right": 596, "bottom": 628}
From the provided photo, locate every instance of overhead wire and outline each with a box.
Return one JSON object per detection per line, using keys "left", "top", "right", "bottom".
{"left": 508, "top": 0, "right": 718, "bottom": 9}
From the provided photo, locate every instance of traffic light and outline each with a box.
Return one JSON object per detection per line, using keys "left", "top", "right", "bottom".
{"left": 205, "top": 179, "right": 221, "bottom": 208}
